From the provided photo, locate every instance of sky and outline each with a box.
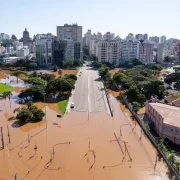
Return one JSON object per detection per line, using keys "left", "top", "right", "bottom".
{"left": 1, "top": 0, "right": 180, "bottom": 39}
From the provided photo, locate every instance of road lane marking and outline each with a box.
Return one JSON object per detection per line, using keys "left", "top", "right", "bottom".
{"left": 88, "top": 75, "right": 91, "bottom": 113}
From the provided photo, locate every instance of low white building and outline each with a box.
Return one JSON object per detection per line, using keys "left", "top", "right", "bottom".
{"left": 96, "top": 41, "right": 120, "bottom": 65}
{"left": 16, "top": 46, "right": 29, "bottom": 57}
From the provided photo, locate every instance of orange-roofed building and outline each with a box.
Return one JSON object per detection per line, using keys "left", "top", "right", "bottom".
{"left": 146, "top": 102, "right": 180, "bottom": 145}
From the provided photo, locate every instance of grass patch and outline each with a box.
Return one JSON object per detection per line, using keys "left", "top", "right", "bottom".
{"left": 0, "top": 83, "right": 13, "bottom": 94}
{"left": 57, "top": 100, "right": 68, "bottom": 114}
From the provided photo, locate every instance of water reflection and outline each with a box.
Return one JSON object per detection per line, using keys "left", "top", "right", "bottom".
{"left": 0, "top": 75, "right": 30, "bottom": 88}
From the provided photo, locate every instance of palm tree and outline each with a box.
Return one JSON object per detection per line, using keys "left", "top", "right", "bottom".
{"left": 6, "top": 91, "right": 13, "bottom": 108}
{"left": 3, "top": 92, "right": 8, "bottom": 107}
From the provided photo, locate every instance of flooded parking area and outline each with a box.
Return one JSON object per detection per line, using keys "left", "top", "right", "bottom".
{"left": 0, "top": 93, "right": 171, "bottom": 180}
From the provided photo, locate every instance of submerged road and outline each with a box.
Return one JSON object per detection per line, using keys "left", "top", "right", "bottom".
{"left": 69, "top": 66, "right": 110, "bottom": 113}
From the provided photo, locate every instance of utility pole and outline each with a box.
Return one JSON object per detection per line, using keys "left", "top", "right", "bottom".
{"left": 0, "top": 127, "right": 4, "bottom": 149}
{"left": 7, "top": 126, "right": 10, "bottom": 144}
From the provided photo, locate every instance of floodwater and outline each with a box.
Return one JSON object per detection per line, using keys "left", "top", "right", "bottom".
{"left": 0, "top": 95, "right": 171, "bottom": 180}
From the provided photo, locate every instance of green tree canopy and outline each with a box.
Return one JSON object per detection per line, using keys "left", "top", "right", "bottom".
{"left": 98, "top": 65, "right": 109, "bottom": 81}
{"left": 24, "top": 77, "right": 47, "bottom": 86}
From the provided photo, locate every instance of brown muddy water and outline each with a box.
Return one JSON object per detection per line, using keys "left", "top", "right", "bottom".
{"left": 0, "top": 94, "right": 171, "bottom": 180}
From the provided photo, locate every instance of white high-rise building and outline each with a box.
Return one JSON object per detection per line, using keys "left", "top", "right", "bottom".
{"left": 139, "top": 40, "right": 154, "bottom": 64}
{"left": 159, "top": 36, "right": 166, "bottom": 43}
{"left": 157, "top": 43, "right": 169, "bottom": 62}
{"left": 84, "top": 30, "right": 92, "bottom": 47}
{"left": 97, "top": 32, "right": 102, "bottom": 41}
{"left": 57, "top": 23, "right": 83, "bottom": 59}
{"left": 120, "top": 40, "right": 139, "bottom": 61}
{"left": 96, "top": 41, "right": 120, "bottom": 65}
{"left": 89, "top": 40, "right": 97, "bottom": 56}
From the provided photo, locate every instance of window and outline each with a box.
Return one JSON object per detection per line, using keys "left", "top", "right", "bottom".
{"left": 164, "top": 126, "right": 173, "bottom": 133}
{"left": 176, "top": 129, "right": 180, "bottom": 135}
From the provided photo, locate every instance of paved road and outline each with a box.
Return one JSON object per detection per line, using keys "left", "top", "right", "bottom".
{"left": 69, "top": 67, "right": 109, "bottom": 113}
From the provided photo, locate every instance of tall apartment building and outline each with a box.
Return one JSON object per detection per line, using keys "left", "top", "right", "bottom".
{"left": 135, "top": 34, "right": 144, "bottom": 40}
{"left": 96, "top": 41, "right": 120, "bottom": 65}
{"left": 89, "top": 40, "right": 97, "bottom": 56}
{"left": 157, "top": 43, "right": 169, "bottom": 62}
{"left": 0, "top": 33, "right": 9, "bottom": 42}
{"left": 97, "top": 32, "right": 102, "bottom": 41}
{"left": 126, "top": 33, "right": 134, "bottom": 41}
{"left": 57, "top": 23, "right": 83, "bottom": 59}
{"left": 144, "top": 33, "right": 148, "bottom": 40}
{"left": 120, "top": 40, "right": 139, "bottom": 61}
{"left": 149, "top": 36, "right": 159, "bottom": 44}
{"left": 159, "top": 35, "right": 167, "bottom": 43}
{"left": 139, "top": 40, "right": 154, "bottom": 64}
{"left": 35, "top": 34, "right": 54, "bottom": 66}
{"left": 83, "top": 30, "right": 92, "bottom": 47}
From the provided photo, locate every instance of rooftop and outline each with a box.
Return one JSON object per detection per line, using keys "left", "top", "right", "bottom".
{"left": 149, "top": 103, "right": 180, "bottom": 128}
{"left": 164, "top": 95, "right": 177, "bottom": 103}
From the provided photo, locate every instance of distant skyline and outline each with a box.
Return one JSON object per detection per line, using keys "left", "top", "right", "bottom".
{"left": 1, "top": 0, "right": 180, "bottom": 39}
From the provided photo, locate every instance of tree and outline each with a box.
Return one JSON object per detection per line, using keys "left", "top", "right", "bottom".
{"left": 126, "top": 85, "right": 139, "bottom": 102}
{"left": 24, "top": 77, "right": 47, "bottom": 86}
{"left": 98, "top": 65, "right": 109, "bottom": 81}
{"left": 40, "top": 73, "right": 56, "bottom": 82}
{"left": 14, "top": 102, "right": 45, "bottom": 125}
{"left": 175, "top": 160, "right": 180, "bottom": 173}
{"left": 53, "top": 65, "right": 58, "bottom": 72}
{"left": 168, "top": 152, "right": 176, "bottom": 165}
{"left": 19, "top": 86, "right": 45, "bottom": 101}
{"left": 14, "top": 107, "right": 32, "bottom": 125}
{"left": 64, "top": 74, "right": 77, "bottom": 81}
{"left": 11, "top": 71, "right": 27, "bottom": 86}
{"left": 132, "top": 59, "right": 142, "bottom": 66}
{"left": 63, "top": 60, "right": 74, "bottom": 68}
{"left": 137, "top": 93, "right": 146, "bottom": 106}
{"left": 132, "top": 101, "right": 140, "bottom": 112}
{"left": 73, "top": 59, "right": 83, "bottom": 67}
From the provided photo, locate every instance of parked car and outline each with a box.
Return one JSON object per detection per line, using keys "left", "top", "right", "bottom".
{"left": 71, "top": 102, "right": 75, "bottom": 108}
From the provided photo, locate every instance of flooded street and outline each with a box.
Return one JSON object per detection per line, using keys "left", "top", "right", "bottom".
{"left": 0, "top": 92, "right": 170, "bottom": 180}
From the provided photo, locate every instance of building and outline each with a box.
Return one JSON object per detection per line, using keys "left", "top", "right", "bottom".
{"left": 16, "top": 46, "right": 29, "bottom": 57}
{"left": 89, "top": 40, "right": 97, "bottom": 56}
{"left": 102, "top": 32, "right": 111, "bottom": 41}
{"left": 96, "top": 41, "right": 120, "bottom": 65}
{"left": 13, "top": 41, "right": 23, "bottom": 50}
{"left": 19, "top": 28, "right": 33, "bottom": 46}
{"left": 120, "top": 40, "right": 139, "bottom": 61}
{"left": 35, "top": 34, "right": 54, "bottom": 66}
{"left": 145, "top": 102, "right": 180, "bottom": 145}
{"left": 0, "top": 33, "right": 9, "bottom": 42}
{"left": 52, "top": 39, "right": 80, "bottom": 66}
{"left": 57, "top": 23, "right": 83, "bottom": 59}
{"left": 0, "top": 44, "right": 5, "bottom": 54}
{"left": 144, "top": 33, "right": 148, "bottom": 40}
{"left": 126, "top": 33, "right": 134, "bottom": 41}
{"left": 157, "top": 43, "right": 169, "bottom": 62}
{"left": 135, "top": 34, "right": 144, "bottom": 40}
{"left": 74, "top": 42, "right": 81, "bottom": 60}
{"left": 159, "top": 35, "right": 167, "bottom": 43}
{"left": 97, "top": 32, "right": 102, "bottom": 41}
{"left": 83, "top": 30, "right": 92, "bottom": 47}
{"left": 149, "top": 36, "right": 160, "bottom": 46}
{"left": 139, "top": 40, "right": 154, "bottom": 64}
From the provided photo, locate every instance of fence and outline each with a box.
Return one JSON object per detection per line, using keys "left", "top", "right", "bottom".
{"left": 121, "top": 94, "right": 180, "bottom": 179}
{"left": 103, "top": 82, "right": 113, "bottom": 117}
